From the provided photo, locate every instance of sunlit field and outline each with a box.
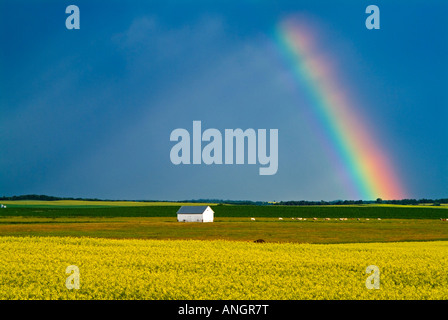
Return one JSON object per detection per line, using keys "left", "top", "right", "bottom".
{"left": 0, "top": 236, "right": 447, "bottom": 300}
{"left": 0, "top": 203, "right": 447, "bottom": 300}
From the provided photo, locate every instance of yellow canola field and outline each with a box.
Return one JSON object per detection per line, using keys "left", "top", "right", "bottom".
{"left": 0, "top": 236, "right": 447, "bottom": 300}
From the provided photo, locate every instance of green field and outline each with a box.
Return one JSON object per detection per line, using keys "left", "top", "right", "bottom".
{"left": 2, "top": 203, "right": 448, "bottom": 219}
{"left": 0, "top": 202, "right": 446, "bottom": 244}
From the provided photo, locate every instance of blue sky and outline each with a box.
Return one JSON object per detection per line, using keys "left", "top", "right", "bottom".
{"left": 0, "top": 0, "right": 447, "bottom": 201}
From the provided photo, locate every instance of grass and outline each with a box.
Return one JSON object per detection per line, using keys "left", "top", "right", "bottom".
{"left": 0, "top": 216, "right": 446, "bottom": 244}
{"left": 0, "top": 202, "right": 446, "bottom": 244}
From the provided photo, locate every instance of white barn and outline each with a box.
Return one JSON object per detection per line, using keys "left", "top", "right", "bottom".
{"left": 177, "top": 206, "right": 214, "bottom": 222}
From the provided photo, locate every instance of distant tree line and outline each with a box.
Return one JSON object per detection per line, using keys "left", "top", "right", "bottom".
{"left": 183, "top": 199, "right": 269, "bottom": 206}
{"left": 0, "top": 195, "right": 269, "bottom": 205}
{"left": 0, "top": 194, "right": 447, "bottom": 206}
{"left": 0, "top": 194, "right": 104, "bottom": 202}
{"left": 273, "top": 198, "right": 448, "bottom": 206}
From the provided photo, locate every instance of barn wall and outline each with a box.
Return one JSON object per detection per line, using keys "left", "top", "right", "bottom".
{"left": 177, "top": 214, "right": 203, "bottom": 222}
{"left": 203, "top": 210, "right": 214, "bottom": 222}
{"left": 177, "top": 211, "right": 214, "bottom": 222}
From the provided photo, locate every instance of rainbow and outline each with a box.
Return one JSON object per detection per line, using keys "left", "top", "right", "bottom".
{"left": 274, "top": 17, "right": 406, "bottom": 200}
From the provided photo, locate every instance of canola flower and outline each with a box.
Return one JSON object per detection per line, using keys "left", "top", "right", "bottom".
{"left": 0, "top": 236, "right": 447, "bottom": 300}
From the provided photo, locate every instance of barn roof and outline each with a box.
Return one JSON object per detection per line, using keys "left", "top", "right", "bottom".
{"left": 176, "top": 206, "right": 213, "bottom": 214}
